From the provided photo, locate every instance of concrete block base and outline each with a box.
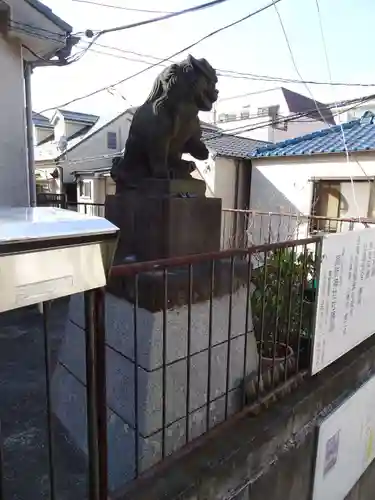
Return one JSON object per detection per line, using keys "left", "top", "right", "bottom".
{"left": 52, "top": 288, "right": 257, "bottom": 491}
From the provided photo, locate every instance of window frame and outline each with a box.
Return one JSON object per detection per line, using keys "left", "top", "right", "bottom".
{"left": 107, "top": 131, "right": 117, "bottom": 150}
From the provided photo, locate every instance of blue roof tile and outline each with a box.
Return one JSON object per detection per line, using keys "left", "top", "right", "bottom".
{"left": 251, "top": 111, "right": 375, "bottom": 158}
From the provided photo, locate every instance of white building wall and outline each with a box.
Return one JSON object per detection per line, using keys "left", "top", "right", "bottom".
{"left": 0, "top": 35, "right": 29, "bottom": 206}
{"left": 249, "top": 153, "right": 375, "bottom": 244}
{"left": 59, "top": 114, "right": 132, "bottom": 183}
{"left": 218, "top": 112, "right": 329, "bottom": 142}
{"left": 214, "top": 88, "right": 330, "bottom": 142}
{"left": 34, "top": 126, "right": 53, "bottom": 145}
{"left": 65, "top": 121, "right": 90, "bottom": 139}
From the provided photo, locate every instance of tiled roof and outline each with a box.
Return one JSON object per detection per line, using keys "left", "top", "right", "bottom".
{"left": 251, "top": 111, "right": 375, "bottom": 158}
{"left": 25, "top": 0, "right": 72, "bottom": 32}
{"left": 58, "top": 110, "right": 99, "bottom": 124}
{"left": 201, "top": 127, "right": 268, "bottom": 159}
{"left": 32, "top": 112, "right": 52, "bottom": 129}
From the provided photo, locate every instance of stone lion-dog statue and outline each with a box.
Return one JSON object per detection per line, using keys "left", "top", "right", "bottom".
{"left": 111, "top": 54, "right": 219, "bottom": 192}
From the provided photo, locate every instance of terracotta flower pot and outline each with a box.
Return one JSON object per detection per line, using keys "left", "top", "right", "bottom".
{"left": 259, "top": 342, "right": 295, "bottom": 389}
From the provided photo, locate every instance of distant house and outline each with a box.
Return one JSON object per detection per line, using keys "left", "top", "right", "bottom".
{"left": 0, "top": 0, "right": 71, "bottom": 205}
{"left": 248, "top": 111, "right": 375, "bottom": 243}
{"left": 35, "top": 107, "right": 135, "bottom": 201}
{"left": 73, "top": 125, "right": 269, "bottom": 248}
{"left": 338, "top": 97, "right": 375, "bottom": 123}
{"left": 213, "top": 87, "right": 335, "bottom": 144}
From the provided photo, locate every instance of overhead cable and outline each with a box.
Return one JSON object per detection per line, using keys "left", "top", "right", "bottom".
{"left": 71, "top": 0, "right": 174, "bottom": 13}
{"left": 78, "top": 39, "right": 375, "bottom": 89}
{"left": 37, "top": 0, "right": 284, "bottom": 113}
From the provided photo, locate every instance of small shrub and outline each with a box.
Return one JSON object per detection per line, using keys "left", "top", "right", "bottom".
{"left": 251, "top": 248, "right": 316, "bottom": 353}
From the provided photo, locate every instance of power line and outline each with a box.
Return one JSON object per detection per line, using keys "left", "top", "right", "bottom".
{"left": 71, "top": 0, "right": 174, "bottom": 13}
{"left": 314, "top": 0, "right": 368, "bottom": 216}
{"left": 205, "top": 94, "right": 375, "bottom": 138}
{"left": 38, "top": 0, "right": 284, "bottom": 114}
{"left": 9, "top": 21, "right": 66, "bottom": 44}
{"left": 218, "top": 68, "right": 375, "bottom": 87}
{"left": 13, "top": 17, "right": 375, "bottom": 91}
{"left": 272, "top": 1, "right": 327, "bottom": 125}
{"left": 78, "top": 39, "right": 375, "bottom": 89}
{"left": 79, "top": 43, "right": 283, "bottom": 100}
{"left": 89, "top": 0, "right": 234, "bottom": 38}
{"left": 38, "top": 96, "right": 374, "bottom": 170}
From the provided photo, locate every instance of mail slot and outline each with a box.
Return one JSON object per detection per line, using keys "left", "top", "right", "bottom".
{"left": 0, "top": 207, "right": 119, "bottom": 312}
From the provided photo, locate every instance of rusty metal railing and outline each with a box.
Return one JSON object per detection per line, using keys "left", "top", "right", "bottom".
{"left": 107, "top": 236, "right": 321, "bottom": 484}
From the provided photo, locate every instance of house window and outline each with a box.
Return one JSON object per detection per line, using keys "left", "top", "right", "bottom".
{"left": 80, "top": 179, "right": 92, "bottom": 199}
{"left": 107, "top": 131, "right": 117, "bottom": 150}
{"left": 257, "top": 107, "right": 269, "bottom": 116}
{"left": 218, "top": 113, "right": 237, "bottom": 123}
{"left": 240, "top": 109, "right": 250, "bottom": 120}
{"left": 310, "top": 180, "right": 371, "bottom": 233}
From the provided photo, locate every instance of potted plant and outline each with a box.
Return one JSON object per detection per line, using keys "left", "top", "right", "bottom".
{"left": 251, "top": 248, "right": 316, "bottom": 384}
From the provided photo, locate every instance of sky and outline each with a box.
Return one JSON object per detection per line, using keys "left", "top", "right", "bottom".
{"left": 31, "top": 0, "right": 375, "bottom": 120}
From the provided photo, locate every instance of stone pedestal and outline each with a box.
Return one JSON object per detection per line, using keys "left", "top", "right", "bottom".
{"left": 52, "top": 286, "right": 258, "bottom": 491}
{"left": 52, "top": 177, "right": 259, "bottom": 492}
{"left": 105, "top": 179, "right": 222, "bottom": 263}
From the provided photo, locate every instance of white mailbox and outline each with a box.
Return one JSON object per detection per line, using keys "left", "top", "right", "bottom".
{"left": 0, "top": 207, "right": 119, "bottom": 312}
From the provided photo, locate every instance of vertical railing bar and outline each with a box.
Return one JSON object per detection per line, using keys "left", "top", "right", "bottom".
{"left": 84, "top": 290, "right": 100, "bottom": 500}
{"left": 93, "top": 288, "right": 108, "bottom": 500}
{"left": 267, "top": 216, "right": 272, "bottom": 244}
{"left": 0, "top": 420, "right": 4, "bottom": 500}
{"left": 206, "top": 259, "right": 215, "bottom": 432}
{"left": 42, "top": 301, "right": 56, "bottom": 500}
{"left": 133, "top": 275, "right": 140, "bottom": 476}
{"left": 271, "top": 249, "right": 283, "bottom": 388}
{"left": 161, "top": 269, "right": 168, "bottom": 458}
{"left": 284, "top": 244, "right": 296, "bottom": 382}
{"left": 185, "top": 264, "right": 193, "bottom": 443}
{"left": 257, "top": 250, "right": 268, "bottom": 399}
{"left": 296, "top": 245, "right": 308, "bottom": 372}
{"left": 242, "top": 255, "right": 252, "bottom": 406}
{"left": 222, "top": 213, "right": 227, "bottom": 249}
{"left": 225, "top": 256, "right": 235, "bottom": 418}
{"left": 308, "top": 240, "right": 321, "bottom": 366}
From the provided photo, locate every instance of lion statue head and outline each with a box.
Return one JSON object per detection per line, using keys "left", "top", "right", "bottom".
{"left": 145, "top": 54, "right": 219, "bottom": 113}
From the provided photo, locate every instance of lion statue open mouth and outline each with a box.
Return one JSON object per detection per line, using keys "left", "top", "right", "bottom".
{"left": 111, "top": 54, "right": 219, "bottom": 192}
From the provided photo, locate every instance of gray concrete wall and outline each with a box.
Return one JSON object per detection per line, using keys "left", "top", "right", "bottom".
{"left": 117, "top": 332, "right": 375, "bottom": 500}
{"left": 0, "top": 36, "right": 29, "bottom": 206}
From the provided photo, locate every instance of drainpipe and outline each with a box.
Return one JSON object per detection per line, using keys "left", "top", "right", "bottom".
{"left": 24, "top": 62, "right": 36, "bottom": 207}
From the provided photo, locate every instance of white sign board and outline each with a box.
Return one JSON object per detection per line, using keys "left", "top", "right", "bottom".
{"left": 312, "top": 375, "right": 375, "bottom": 500}
{"left": 312, "top": 227, "right": 375, "bottom": 375}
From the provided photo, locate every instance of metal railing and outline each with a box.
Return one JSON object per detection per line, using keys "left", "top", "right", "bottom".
{"left": 0, "top": 288, "right": 106, "bottom": 500}
{"left": 105, "top": 237, "right": 320, "bottom": 487}
{"left": 221, "top": 208, "right": 375, "bottom": 248}
{"left": 0, "top": 237, "right": 320, "bottom": 499}
{"left": 36, "top": 196, "right": 373, "bottom": 249}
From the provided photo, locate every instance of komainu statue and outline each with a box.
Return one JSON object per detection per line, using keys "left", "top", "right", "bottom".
{"left": 111, "top": 54, "right": 219, "bottom": 191}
